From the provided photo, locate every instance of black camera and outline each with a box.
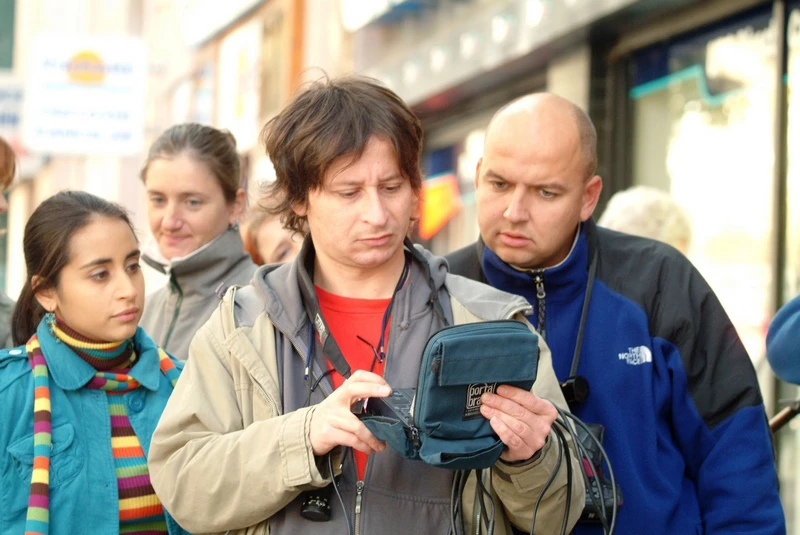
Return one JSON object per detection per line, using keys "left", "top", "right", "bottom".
{"left": 299, "top": 485, "right": 333, "bottom": 522}
{"left": 576, "top": 423, "right": 623, "bottom": 524}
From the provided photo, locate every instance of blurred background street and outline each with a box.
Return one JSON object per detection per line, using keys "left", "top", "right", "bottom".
{"left": 1, "top": 0, "right": 799, "bottom": 527}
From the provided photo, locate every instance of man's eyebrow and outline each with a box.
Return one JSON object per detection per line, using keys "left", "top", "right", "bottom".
{"left": 484, "top": 169, "right": 506, "bottom": 181}
{"left": 333, "top": 174, "right": 405, "bottom": 187}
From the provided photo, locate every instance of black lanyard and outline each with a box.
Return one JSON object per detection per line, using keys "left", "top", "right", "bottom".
{"left": 560, "top": 249, "right": 597, "bottom": 406}
{"left": 297, "top": 244, "right": 412, "bottom": 381}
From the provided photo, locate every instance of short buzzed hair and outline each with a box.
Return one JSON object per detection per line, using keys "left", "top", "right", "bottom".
{"left": 487, "top": 93, "right": 597, "bottom": 180}
{"left": 261, "top": 74, "right": 424, "bottom": 234}
{"left": 573, "top": 105, "right": 597, "bottom": 179}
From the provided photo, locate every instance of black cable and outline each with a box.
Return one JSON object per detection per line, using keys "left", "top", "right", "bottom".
{"left": 569, "top": 413, "right": 617, "bottom": 535}
{"left": 449, "top": 471, "right": 458, "bottom": 535}
{"left": 486, "top": 468, "right": 496, "bottom": 535}
{"left": 529, "top": 427, "right": 563, "bottom": 534}
{"left": 304, "top": 369, "right": 336, "bottom": 408}
{"left": 475, "top": 470, "right": 489, "bottom": 530}
{"left": 552, "top": 416, "right": 609, "bottom": 532}
{"left": 553, "top": 419, "right": 608, "bottom": 532}
{"left": 450, "top": 470, "right": 468, "bottom": 535}
{"left": 555, "top": 408, "right": 618, "bottom": 534}
{"left": 554, "top": 413, "right": 611, "bottom": 532}
{"left": 328, "top": 454, "right": 353, "bottom": 535}
{"left": 475, "top": 469, "right": 495, "bottom": 535}
{"left": 551, "top": 425, "right": 572, "bottom": 535}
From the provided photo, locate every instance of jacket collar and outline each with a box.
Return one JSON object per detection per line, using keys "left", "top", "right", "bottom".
{"left": 37, "top": 321, "right": 163, "bottom": 392}
{"left": 253, "top": 235, "right": 449, "bottom": 350}
{"left": 142, "top": 228, "right": 255, "bottom": 296}
{"left": 481, "top": 221, "right": 592, "bottom": 304}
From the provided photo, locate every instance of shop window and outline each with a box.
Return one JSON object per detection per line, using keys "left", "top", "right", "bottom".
{"left": 629, "top": 6, "right": 800, "bottom": 528}
{"left": 421, "top": 128, "right": 486, "bottom": 255}
{"left": 629, "top": 4, "right": 776, "bottom": 380}
{"left": 777, "top": 4, "right": 800, "bottom": 532}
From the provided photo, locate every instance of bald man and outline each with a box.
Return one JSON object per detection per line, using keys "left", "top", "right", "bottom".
{"left": 447, "top": 94, "right": 784, "bottom": 535}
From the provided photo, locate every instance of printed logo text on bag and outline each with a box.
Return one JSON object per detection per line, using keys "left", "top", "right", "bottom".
{"left": 464, "top": 383, "right": 497, "bottom": 420}
{"left": 619, "top": 346, "right": 652, "bottom": 365}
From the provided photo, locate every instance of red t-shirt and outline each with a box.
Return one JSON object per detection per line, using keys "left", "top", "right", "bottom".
{"left": 315, "top": 285, "right": 391, "bottom": 481}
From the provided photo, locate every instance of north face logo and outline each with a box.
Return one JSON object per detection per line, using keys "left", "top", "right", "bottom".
{"left": 619, "top": 346, "right": 652, "bottom": 365}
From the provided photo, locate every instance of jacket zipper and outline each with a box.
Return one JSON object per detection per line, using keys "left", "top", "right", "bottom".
{"left": 531, "top": 269, "right": 546, "bottom": 341}
{"left": 354, "top": 480, "right": 365, "bottom": 535}
{"left": 253, "top": 380, "right": 278, "bottom": 417}
{"left": 163, "top": 272, "right": 184, "bottom": 350}
{"left": 251, "top": 323, "right": 310, "bottom": 417}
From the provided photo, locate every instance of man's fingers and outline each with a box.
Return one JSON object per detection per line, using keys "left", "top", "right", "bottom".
{"left": 481, "top": 390, "right": 529, "bottom": 420}
{"left": 331, "top": 412, "right": 387, "bottom": 453}
{"left": 324, "top": 427, "right": 384, "bottom": 455}
{"left": 348, "top": 370, "right": 390, "bottom": 385}
{"left": 482, "top": 405, "right": 549, "bottom": 449}
{"left": 489, "top": 386, "right": 557, "bottom": 419}
{"left": 488, "top": 415, "right": 538, "bottom": 461}
{"left": 337, "top": 381, "right": 392, "bottom": 404}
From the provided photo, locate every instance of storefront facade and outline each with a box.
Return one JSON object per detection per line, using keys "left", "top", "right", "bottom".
{"left": 610, "top": 0, "right": 800, "bottom": 528}
{"left": 348, "top": 0, "right": 800, "bottom": 527}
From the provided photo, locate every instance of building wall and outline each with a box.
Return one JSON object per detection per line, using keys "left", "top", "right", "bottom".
{"left": 6, "top": 0, "right": 198, "bottom": 298}
{"left": 547, "top": 45, "right": 591, "bottom": 111}
{"left": 5, "top": 0, "right": 311, "bottom": 298}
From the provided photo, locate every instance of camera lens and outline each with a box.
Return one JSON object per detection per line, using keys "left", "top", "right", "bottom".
{"left": 300, "top": 488, "right": 332, "bottom": 522}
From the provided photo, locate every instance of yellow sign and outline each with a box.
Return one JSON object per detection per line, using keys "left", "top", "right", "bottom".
{"left": 419, "top": 173, "right": 461, "bottom": 240}
{"left": 67, "top": 51, "right": 106, "bottom": 85}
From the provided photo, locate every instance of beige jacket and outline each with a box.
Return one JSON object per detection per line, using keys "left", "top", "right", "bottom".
{"left": 148, "top": 248, "right": 585, "bottom": 535}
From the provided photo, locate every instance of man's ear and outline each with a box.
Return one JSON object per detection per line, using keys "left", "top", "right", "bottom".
{"left": 474, "top": 158, "right": 483, "bottom": 190}
{"left": 229, "top": 188, "right": 247, "bottom": 225}
{"left": 292, "top": 202, "right": 308, "bottom": 217}
{"left": 32, "top": 275, "right": 57, "bottom": 313}
{"left": 580, "top": 175, "right": 603, "bottom": 221}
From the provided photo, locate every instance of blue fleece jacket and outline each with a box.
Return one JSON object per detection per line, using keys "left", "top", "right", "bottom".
{"left": 447, "top": 220, "right": 784, "bottom": 535}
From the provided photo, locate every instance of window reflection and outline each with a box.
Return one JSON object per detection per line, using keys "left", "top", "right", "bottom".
{"left": 630, "top": 7, "right": 775, "bottom": 379}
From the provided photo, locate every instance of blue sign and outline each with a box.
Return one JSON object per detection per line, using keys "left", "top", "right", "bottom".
{"left": 0, "top": 75, "right": 22, "bottom": 138}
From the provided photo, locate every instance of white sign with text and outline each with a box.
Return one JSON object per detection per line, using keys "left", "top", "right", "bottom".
{"left": 22, "top": 35, "right": 146, "bottom": 155}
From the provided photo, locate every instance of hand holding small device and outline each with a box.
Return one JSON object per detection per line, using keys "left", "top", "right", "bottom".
{"left": 308, "top": 370, "right": 391, "bottom": 456}
{"left": 480, "top": 385, "right": 557, "bottom": 462}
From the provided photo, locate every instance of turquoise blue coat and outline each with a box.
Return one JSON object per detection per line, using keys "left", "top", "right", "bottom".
{"left": 0, "top": 320, "right": 189, "bottom": 534}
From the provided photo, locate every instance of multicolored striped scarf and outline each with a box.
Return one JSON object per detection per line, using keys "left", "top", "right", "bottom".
{"left": 25, "top": 317, "right": 180, "bottom": 535}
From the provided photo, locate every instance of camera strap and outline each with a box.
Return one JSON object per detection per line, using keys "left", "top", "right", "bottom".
{"left": 296, "top": 238, "right": 413, "bottom": 380}
{"left": 560, "top": 248, "right": 598, "bottom": 405}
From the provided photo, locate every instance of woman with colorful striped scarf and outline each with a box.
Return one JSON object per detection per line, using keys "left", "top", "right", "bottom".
{"left": 0, "top": 191, "right": 190, "bottom": 535}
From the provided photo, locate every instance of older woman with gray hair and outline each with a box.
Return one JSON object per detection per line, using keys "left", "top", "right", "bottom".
{"left": 598, "top": 185, "right": 692, "bottom": 254}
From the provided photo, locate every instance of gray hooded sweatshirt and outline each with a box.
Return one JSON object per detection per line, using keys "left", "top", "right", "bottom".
{"left": 140, "top": 227, "right": 257, "bottom": 360}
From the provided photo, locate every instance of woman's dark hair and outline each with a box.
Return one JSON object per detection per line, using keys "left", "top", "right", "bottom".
{"left": 140, "top": 123, "right": 241, "bottom": 203}
{"left": 11, "top": 191, "right": 134, "bottom": 345}
{"left": 261, "top": 73, "right": 424, "bottom": 234}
